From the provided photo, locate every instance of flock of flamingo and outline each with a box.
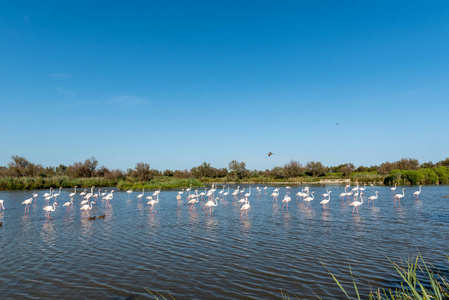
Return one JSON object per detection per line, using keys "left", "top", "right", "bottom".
{"left": 0, "top": 183, "right": 424, "bottom": 224}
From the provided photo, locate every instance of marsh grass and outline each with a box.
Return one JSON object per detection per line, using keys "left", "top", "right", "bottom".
{"left": 0, "top": 176, "right": 203, "bottom": 191}
{"left": 117, "top": 177, "right": 203, "bottom": 190}
{"left": 323, "top": 253, "right": 449, "bottom": 299}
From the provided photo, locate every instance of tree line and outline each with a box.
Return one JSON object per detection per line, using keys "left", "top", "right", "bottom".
{"left": 1, "top": 156, "right": 449, "bottom": 185}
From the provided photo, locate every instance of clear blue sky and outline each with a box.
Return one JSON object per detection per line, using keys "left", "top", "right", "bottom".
{"left": 1, "top": 1, "right": 448, "bottom": 171}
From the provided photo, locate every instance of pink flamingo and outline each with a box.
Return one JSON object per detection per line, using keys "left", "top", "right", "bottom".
{"left": 33, "top": 193, "right": 38, "bottom": 203}
{"left": 0, "top": 199, "right": 4, "bottom": 211}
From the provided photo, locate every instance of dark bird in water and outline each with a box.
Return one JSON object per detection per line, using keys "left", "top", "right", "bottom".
{"left": 87, "top": 216, "right": 96, "bottom": 220}
{"left": 268, "top": 152, "right": 274, "bottom": 157}
{"left": 97, "top": 214, "right": 105, "bottom": 219}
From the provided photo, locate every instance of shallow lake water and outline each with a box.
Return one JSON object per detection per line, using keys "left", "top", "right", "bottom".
{"left": 0, "top": 185, "right": 448, "bottom": 299}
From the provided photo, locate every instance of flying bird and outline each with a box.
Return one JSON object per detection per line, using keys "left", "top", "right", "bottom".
{"left": 268, "top": 152, "right": 274, "bottom": 157}
{"left": 336, "top": 122, "right": 339, "bottom": 125}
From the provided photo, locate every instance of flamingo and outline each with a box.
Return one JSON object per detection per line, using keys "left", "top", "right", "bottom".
{"left": 101, "top": 189, "right": 108, "bottom": 198}
{"left": 105, "top": 190, "right": 114, "bottom": 208}
{"left": 282, "top": 195, "right": 292, "bottom": 210}
{"left": 271, "top": 188, "right": 280, "bottom": 202}
{"left": 240, "top": 199, "right": 250, "bottom": 218}
{"left": 0, "top": 199, "right": 4, "bottom": 211}
{"left": 126, "top": 189, "right": 133, "bottom": 198}
{"left": 322, "top": 189, "right": 332, "bottom": 198}
{"left": 33, "top": 193, "right": 38, "bottom": 203}
{"left": 52, "top": 187, "right": 62, "bottom": 201}
{"left": 43, "top": 202, "right": 58, "bottom": 219}
{"left": 147, "top": 196, "right": 159, "bottom": 213}
{"left": 63, "top": 199, "right": 73, "bottom": 214}
{"left": 223, "top": 187, "right": 230, "bottom": 199}
{"left": 188, "top": 196, "right": 199, "bottom": 210}
{"left": 303, "top": 191, "right": 315, "bottom": 207}
{"left": 413, "top": 185, "right": 422, "bottom": 199}
{"left": 22, "top": 198, "right": 33, "bottom": 213}
{"left": 232, "top": 187, "right": 240, "bottom": 200}
{"left": 368, "top": 191, "right": 379, "bottom": 206}
{"left": 80, "top": 189, "right": 87, "bottom": 199}
{"left": 320, "top": 193, "right": 331, "bottom": 209}
{"left": 186, "top": 184, "right": 192, "bottom": 192}
{"left": 390, "top": 183, "right": 397, "bottom": 195}
{"left": 42, "top": 187, "right": 53, "bottom": 198}
{"left": 178, "top": 189, "right": 184, "bottom": 196}
{"left": 219, "top": 185, "right": 225, "bottom": 195}
{"left": 393, "top": 188, "right": 405, "bottom": 206}
{"left": 358, "top": 184, "right": 367, "bottom": 194}
{"left": 176, "top": 194, "right": 182, "bottom": 201}
{"left": 199, "top": 188, "right": 207, "bottom": 199}
{"left": 350, "top": 191, "right": 364, "bottom": 214}
{"left": 244, "top": 186, "right": 251, "bottom": 198}
{"left": 69, "top": 186, "right": 78, "bottom": 199}
{"left": 204, "top": 197, "right": 219, "bottom": 216}
{"left": 339, "top": 188, "right": 347, "bottom": 200}
{"left": 137, "top": 189, "right": 145, "bottom": 202}
{"left": 80, "top": 202, "right": 94, "bottom": 217}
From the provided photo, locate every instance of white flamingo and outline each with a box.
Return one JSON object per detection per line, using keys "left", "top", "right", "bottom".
{"left": 303, "top": 191, "right": 315, "bottom": 207}
{"left": 271, "top": 188, "right": 279, "bottom": 202}
{"left": 240, "top": 199, "right": 250, "bottom": 218}
{"left": 368, "top": 191, "right": 379, "bottom": 206}
{"left": 413, "top": 185, "right": 422, "bottom": 199}
{"left": 390, "top": 183, "right": 397, "bottom": 195}
{"left": 80, "top": 202, "right": 94, "bottom": 217}
{"left": 63, "top": 198, "right": 73, "bottom": 214}
{"left": 22, "top": 198, "right": 33, "bottom": 213}
{"left": 244, "top": 186, "right": 251, "bottom": 198}
{"left": 320, "top": 193, "right": 331, "bottom": 209}
{"left": 43, "top": 202, "right": 58, "bottom": 219}
{"left": 0, "top": 199, "right": 4, "bottom": 211}
{"left": 147, "top": 196, "right": 159, "bottom": 213}
{"left": 137, "top": 189, "right": 145, "bottom": 202}
{"left": 204, "top": 197, "right": 218, "bottom": 216}
{"left": 282, "top": 195, "right": 292, "bottom": 210}
{"left": 69, "top": 186, "right": 78, "bottom": 198}
{"left": 393, "top": 188, "right": 405, "bottom": 206}
{"left": 350, "top": 191, "right": 364, "bottom": 214}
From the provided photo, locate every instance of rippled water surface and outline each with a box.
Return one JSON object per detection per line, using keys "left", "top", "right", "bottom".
{"left": 1, "top": 185, "right": 448, "bottom": 299}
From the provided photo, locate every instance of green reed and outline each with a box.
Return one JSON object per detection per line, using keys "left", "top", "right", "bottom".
{"left": 323, "top": 253, "right": 449, "bottom": 299}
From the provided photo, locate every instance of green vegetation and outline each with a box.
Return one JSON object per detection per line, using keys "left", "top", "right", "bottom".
{"left": 324, "top": 253, "right": 449, "bottom": 299}
{"left": 1, "top": 155, "right": 449, "bottom": 190}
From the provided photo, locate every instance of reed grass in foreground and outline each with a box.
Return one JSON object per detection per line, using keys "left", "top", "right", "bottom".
{"left": 322, "top": 253, "right": 449, "bottom": 299}
{"left": 144, "top": 254, "right": 449, "bottom": 299}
